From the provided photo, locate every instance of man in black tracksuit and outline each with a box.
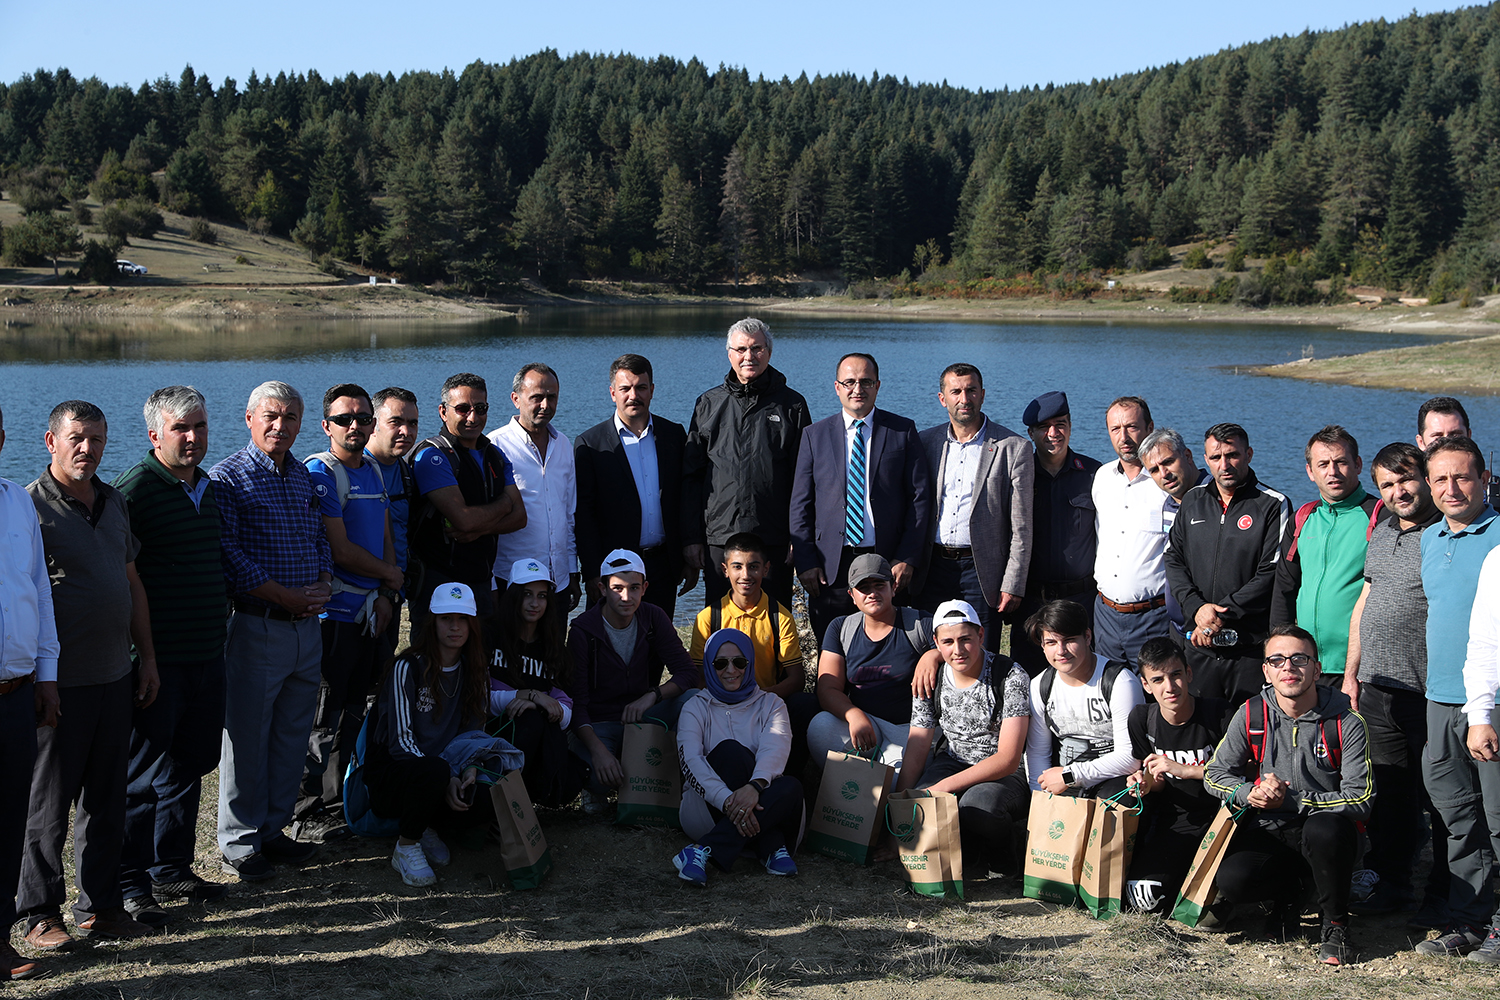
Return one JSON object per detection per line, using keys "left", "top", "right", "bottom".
{"left": 1164, "top": 423, "right": 1290, "bottom": 706}
{"left": 682, "top": 318, "right": 811, "bottom": 612}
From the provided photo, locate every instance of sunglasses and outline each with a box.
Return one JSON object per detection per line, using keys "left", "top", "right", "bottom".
{"left": 447, "top": 402, "right": 489, "bottom": 415}
{"left": 713, "top": 656, "right": 748, "bottom": 672}
{"left": 1263, "top": 653, "right": 1315, "bottom": 669}
{"left": 326, "top": 413, "right": 374, "bottom": 427}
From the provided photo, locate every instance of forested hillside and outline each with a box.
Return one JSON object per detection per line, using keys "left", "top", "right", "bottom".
{"left": 3, "top": 3, "right": 1500, "bottom": 293}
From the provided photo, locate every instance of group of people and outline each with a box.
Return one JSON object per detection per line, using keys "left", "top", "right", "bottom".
{"left": 0, "top": 313, "right": 1496, "bottom": 978}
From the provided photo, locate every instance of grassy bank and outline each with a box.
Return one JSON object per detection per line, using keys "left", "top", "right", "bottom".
{"left": 1249, "top": 333, "right": 1500, "bottom": 396}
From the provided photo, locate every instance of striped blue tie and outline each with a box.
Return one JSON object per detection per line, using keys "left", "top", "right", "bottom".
{"left": 846, "top": 419, "right": 867, "bottom": 545}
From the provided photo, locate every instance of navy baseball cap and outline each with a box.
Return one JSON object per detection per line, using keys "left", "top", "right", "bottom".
{"left": 1023, "top": 391, "right": 1070, "bottom": 428}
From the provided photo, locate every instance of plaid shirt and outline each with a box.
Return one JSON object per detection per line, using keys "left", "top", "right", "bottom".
{"left": 210, "top": 442, "right": 331, "bottom": 605}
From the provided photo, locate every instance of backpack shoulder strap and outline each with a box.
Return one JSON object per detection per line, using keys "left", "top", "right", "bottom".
{"left": 1365, "top": 497, "right": 1386, "bottom": 541}
{"left": 839, "top": 613, "right": 862, "bottom": 655}
{"left": 1100, "top": 660, "right": 1127, "bottom": 703}
{"left": 1039, "top": 667, "right": 1055, "bottom": 717}
{"left": 768, "top": 600, "right": 781, "bottom": 646}
{"left": 1244, "top": 695, "right": 1268, "bottom": 779}
{"left": 1323, "top": 715, "right": 1345, "bottom": 771}
{"left": 1285, "top": 500, "right": 1319, "bottom": 562}
{"left": 306, "top": 451, "right": 350, "bottom": 509}
{"left": 710, "top": 601, "right": 722, "bottom": 634}
{"left": 900, "top": 607, "right": 932, "bottom": 652}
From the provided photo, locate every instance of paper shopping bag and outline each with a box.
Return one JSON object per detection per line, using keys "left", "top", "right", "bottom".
{"left": 805, "top": 750, "right": 895, "bottom": 864}
{"left": 1023, "top": 790, "right": 1094, "bottom": 906}
{"left": 490, "top": 770, "right": 552, "bottom": 889}
{"left": 615, "top": 720, "right": 682, "bottom": 828}
{"left": 1079, "top": 793, "right": 1141, "bottom": 919}
{"left": 1169, "top": 803, "right": 1242, "bottom": 927}
{"left": 885, "top": 789, "right": 964, "bottom": 899}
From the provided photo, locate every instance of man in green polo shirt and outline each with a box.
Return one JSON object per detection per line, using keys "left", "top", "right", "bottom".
{"left": 113, "top": 386, "right": 230, "bottom": 926}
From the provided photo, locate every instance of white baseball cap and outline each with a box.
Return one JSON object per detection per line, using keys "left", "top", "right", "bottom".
{"left": 509, "top": 558, "right": 553, "bottom": 587}
{"left": 429, "top": 582, "right": 478, "bottom": 617}
{"left": 933, "top": 599, "right": 982, "bottom": 630}
{"left": 599, "top": 548, "right": 647, "bottom": 579}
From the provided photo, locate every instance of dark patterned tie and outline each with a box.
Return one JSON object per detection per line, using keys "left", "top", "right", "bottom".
{"left": 846, "top": 419, "right": 867, "bottom": 545}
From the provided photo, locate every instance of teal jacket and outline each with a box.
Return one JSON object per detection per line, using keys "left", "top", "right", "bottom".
{"left": 1271, "top": 486, "right": 1383, "bottom": 675}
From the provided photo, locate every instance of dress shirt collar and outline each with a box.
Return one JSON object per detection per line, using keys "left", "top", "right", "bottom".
{"left": 945, "top": 416, "right": 988, "bottom": 444}
{"left": 614, "top": 412, "right": 654, "bottom": 441}
{"left": 842, "top": 409, "right": 874, "bottom": 432}
{"left": 242, "top": 441, "right": 294, "bottom": 476}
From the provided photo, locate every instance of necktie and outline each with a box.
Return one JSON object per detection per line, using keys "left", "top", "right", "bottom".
{"left": 846, "top": 419, "right": 866, "bottom": 545}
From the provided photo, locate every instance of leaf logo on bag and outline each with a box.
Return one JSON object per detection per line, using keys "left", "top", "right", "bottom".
{"left": 512, "top": 800, "right": 524, "bottom": 819}
{"left": 1088, "top": 827, "right": 1099, "bottom": 846}
{"left": 645, "top": 747, "right": 663, "bottom": 767}
{"left": 1049, "top": 820, "right": 1065, "bottom": 840}
{"left": 840, "top": 780, "right": 859, "bottom": 801}
{"left": 1201, "top": 829, "right": 1216, "bottom": 847}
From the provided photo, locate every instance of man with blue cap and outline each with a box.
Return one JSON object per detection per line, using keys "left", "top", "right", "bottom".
{"left": 1010, "top": 391, "right": 1100, "bottom": 676}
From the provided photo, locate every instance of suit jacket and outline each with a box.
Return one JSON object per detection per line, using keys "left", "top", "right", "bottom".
{"left": 789, "top": 407, "right": 931, "bottom": 579}
{"left": 573, "top": 415, "right": 687, "bottom": 582}
{"left": 914, "top": 416, "right": 1034, "bottom": 607}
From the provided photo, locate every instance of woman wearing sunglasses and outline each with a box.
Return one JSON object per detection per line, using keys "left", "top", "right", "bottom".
{"left": 671, "top": 628, "right": 803, "bottom": 885}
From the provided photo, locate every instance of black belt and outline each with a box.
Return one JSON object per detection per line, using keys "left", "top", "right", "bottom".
{"left": 1033, "top": 577, "right": 1096, "bottom": 601}
{"left": 934, "top": 545, "right": 972, "bottom": 560}
{"left": 639, "top": 545, "right": 668, "bottom": 557}
{"left": 232, "top": 599, "right": 297, "bottom": 621}
{"left": 0, "top": 672, "right": 34, "bottom": 696}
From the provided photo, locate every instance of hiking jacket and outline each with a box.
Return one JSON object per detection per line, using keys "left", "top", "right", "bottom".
{"left": 682, "top": 366, "right": 812, "bottom": 548}
{"left": 1270, "top": 487, "right": 1383, "bottom": 674}
{"left": 565, "top": 602, "right": 698, "bottom": 728}
{"left": 1163, "top": 469, "right": 1290, "bottom": 644}
{"left": 1204, "top": 683, "right": 1372, "bottom": 820}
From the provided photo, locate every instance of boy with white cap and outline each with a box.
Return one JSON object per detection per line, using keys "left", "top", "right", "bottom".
{"left": 566, "top": 549, "right": 699, "bottom": 812}
{"left": 896, "top": 600, "right": 1032, "bottom": 875}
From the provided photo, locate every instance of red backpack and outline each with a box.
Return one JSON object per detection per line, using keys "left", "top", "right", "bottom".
{"left": 1242, "top": 694, "right": 1343, "bottom": 778}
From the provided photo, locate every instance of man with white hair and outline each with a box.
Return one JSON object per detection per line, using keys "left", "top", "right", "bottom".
{"left": 683, "top": 318, "right": 811, "bottom": 611}
{"left": 210, "top": 381, "right": 332, "bottom": 883}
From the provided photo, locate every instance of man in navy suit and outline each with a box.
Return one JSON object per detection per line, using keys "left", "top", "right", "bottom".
{"left": 574, "top": 354, "right": 689, "bottom": 617}
{"left": 790, "top": 353, "right": 931, "bottom": 642}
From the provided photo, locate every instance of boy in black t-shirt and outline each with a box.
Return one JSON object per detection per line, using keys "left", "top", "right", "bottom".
{"left": 1125, "top": 637, "right": 1229, "bottom": 913}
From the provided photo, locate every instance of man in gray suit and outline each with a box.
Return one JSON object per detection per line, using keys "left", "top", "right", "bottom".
{"left": 914, "top": 363, "right": 1033, "bottom": 653}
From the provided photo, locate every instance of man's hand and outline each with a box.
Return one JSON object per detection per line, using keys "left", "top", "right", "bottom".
{"left": 683, "top": 544, "right": 705, "bottom": 571}
{"left": 621, "top": 690, "right": 658, "bottom": 724}
{"left": 1038, "top": 766, "right": 1071, "bottom": 795}
{"left": 1191, "top": 604, "right": 1228, "bottom": 647}
{"left": 891, "top": 561, "right": 913, "bottom": 592}
{"left": 847, "top": 708, "right": 878, "bottom": 754}
{"left": 281, "top": 580, "right": 332, "bottom": 617}
{"left": 373, "top": 595, "right": 394, "bottom": 635}
{"left": 381, "top": 564, "right": 405, "bottom": 592}
{"left": 445, "top": 767, "right": 478, "bottom": 811}
{"left": 592, "top": 748, "right": 624, "bottom": 789}
{"left": 1128, "top": 768, "right": 1158, "bottom": 796}
{"left": 134, "top": 658, "right": 160, "bottom": 709}
{"left": 798, "top": 568, "right": 825, "bottom": 598}
{"left": 1469, "top": 723, "right": 1500, "bottom": 762}
{"left": 722, "top": 785, "right": 763, "bottom": 837}
{"left": 1341, "top": 674, "right": 1360, "bottom": 714}
{"left": 563, "top": 573, "right": 582, "bottom": 612}
{"left": 678, "top": 564, "right": 700, "bottom": 596}
{"left": 997, "top": 592, "right": 1022, "bottom": 614}
{"left": 1247, "top": 772, "right": 1287, "bottom": 809}
{"left": 35, "top": 680, "right": 60, "bottom": 728}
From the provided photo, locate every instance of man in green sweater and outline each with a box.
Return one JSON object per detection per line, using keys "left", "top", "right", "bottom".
{"left": 1271, "top": 425, "right": 1383, "bottom": 681}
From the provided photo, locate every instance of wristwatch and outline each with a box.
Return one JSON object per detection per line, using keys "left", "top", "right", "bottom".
{"left": 378, "top": 587, "right": 403, "bottom": 607}
{"left": 1061, "top": 768, "right": 1077, "bottom": 788}
{"left": 751, "top": 778, "right": 770, "bottom": 792}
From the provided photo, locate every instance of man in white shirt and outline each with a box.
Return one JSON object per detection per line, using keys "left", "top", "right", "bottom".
{"left": 1092, "top": 396, "right": 1170, "bottom": 666}
{"left": 488, "top": 363, "right": 580, "bottom": 609}
{"left": 0, "top": 406, "right": 59, "bottom": 981}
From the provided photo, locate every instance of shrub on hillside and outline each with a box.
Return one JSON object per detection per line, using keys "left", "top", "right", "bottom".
{"left": 188, "top": 217, "right": 218, "bottom": 244}
{"left": 1126, "top": 239, "right": 1172, "bottom": 271}
{"left": 76, "top": 240, "right": 119, "bottom": 284}
{"left": 99, "top": 196, "right": 164, "bottom": 243}
{"left": 1225, "top": 244, "right": 1246, "bottom": 271}
{"left": 1183, "top": 245, "right": 1213, "bottom": 269}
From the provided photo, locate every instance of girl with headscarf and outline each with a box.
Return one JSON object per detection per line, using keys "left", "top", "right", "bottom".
{"left": 671, "top": 628, "right": 804, "bottom": 885}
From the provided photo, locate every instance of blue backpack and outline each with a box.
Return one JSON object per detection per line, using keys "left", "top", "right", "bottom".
{"left": 343, "top": 713, "right": 400, "bottom": 838}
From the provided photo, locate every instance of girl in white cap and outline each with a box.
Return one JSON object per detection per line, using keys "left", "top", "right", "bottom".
{"left": 366, "top": 582, "right": 489, "bottom": 886}
{"left": 489, "top": 558, "right": 584, "bottom": 808}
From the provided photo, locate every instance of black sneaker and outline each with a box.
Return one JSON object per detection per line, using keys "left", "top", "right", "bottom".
{"left": 261, "top": 834, "right": 319, "bottom": 865}
{"left": 152, "top": 873, "right": 230, "bottom": 903}
{"left": 1467, "top": 926, "right": 1500, "bottom": 964}
{"left": 122, "top": 895, "right": 172, "bottom": 928}
{"left": 1319, "top": 920, "right": 1356, "bottom": 965}
{"left": 1265, "top": 903, "right": 1304, "bottom": 942}
{"left": 291, "top": 812, "right": 352, "bottom": 844}
{"left": 221, "top": 852, "right": 275, "bottom": 883}
{"left": 1407, "top": 894, "right": 1449, "bottom": 932}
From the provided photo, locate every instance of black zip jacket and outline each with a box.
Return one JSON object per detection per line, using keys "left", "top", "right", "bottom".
{"left": 1163, "top": 469, "right": 1291, "bottom": 643}
{"left": 682, "top": 366, "right": 811, "bottom": 548}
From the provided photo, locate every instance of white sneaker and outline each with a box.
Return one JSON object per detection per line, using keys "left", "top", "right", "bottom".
{"left": 419, "top": 828, "right": 450, "bottom": 867}
{"left": 392, "top": 842, "right": 437, "bottom": 887}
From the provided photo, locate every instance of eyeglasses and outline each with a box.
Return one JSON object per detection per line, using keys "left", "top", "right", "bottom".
{"left": 446, "top": 402, "right": 489, "bottom": 415}
{"left": 729, "top": 345, "right": 767, "bottom": 357}
{"left": 836, "top": 378, "right": 878, "bottom": 391}
{"left": 326, "top": 413, "right": 374, "bottom": 427}
{"left": 1263, "top": 653, "right": 1315, "bottom": 669}
{"left": 712, "top": 656, "right": 748, "bottom": 672}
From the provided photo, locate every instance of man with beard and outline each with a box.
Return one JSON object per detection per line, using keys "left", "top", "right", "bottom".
{"left": 1139, "top": 427, "right": 1210, "bottom": 638}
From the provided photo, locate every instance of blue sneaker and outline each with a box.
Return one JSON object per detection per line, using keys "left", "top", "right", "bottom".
{"left": 673, "top": 845, "right": 710, "bottom": 885}
{"left": 762, "top": 847, "right": 797, "bottom": 877}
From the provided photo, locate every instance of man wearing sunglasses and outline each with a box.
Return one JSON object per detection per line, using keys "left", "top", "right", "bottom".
{"left": 409, "top": 373, "right": 525, "bottom": 630}
{"left": 292, "top": 384, "right": 403, "bottom": 844}
{"left": 1205, "top": 625, "right": 1371, "bottom": 966}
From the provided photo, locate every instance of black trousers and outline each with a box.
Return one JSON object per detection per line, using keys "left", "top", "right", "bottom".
{"left": 0, "top": 679, "right": 39, "bottom": 931}
{"left": 1215, "top": 814, "right": 1358, "bottom": 922}
{"left": 1128, "top": 802, "right": 1217, "bottom": 908}
{"left": 1008, "top": 583, "right": 1095, "bottom": 677}
{"left": 916, "top": 752, "right": 1030, "bottom": 875}
{"left": 1175, "top": 632, "right": 1264, "bottom": 706}
{"left": 1362, "top": 682, "right": 1451, "bottom": 901}
{"left": 705, "top": 544, "right": 794, "bottom": 616}
{"left": 18, "top": 676, "right": 133, "bottom": 925}
{"left": 499, "top": 708, "right": 587, "bottom": 809}
{"left": 366, "top": 751, "right": 454, "bottom": 841}
{"left": 297, "top": 619, "right": 380, "bottom": 822}
{"left": 696, "top": 741, "right": 803, "bottom": 869}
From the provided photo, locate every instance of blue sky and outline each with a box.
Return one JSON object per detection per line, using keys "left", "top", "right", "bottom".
{"left": 2, "top": 1, "right": 1468, "bottom": 93}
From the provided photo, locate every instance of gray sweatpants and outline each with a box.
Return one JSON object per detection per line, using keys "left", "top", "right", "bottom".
{"left": 1423, "top": 701, "right": 1500, "bottom": 929}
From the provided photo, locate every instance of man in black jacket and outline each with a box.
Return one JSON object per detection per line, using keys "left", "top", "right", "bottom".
{"left": 682, "top": 318, "right": 812, "bottom": 611}
{"left": 1163, "top": 422, "right": 1290, "bottom": 705}
{"left": 574, "top": 354, "right": 689, "bottom": 617}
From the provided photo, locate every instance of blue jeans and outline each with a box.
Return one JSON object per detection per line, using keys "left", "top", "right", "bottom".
{"left": 120, "top": 656, "right": 226, "bottom": 897}
{"left": 569, "top": 689, "right": 694, "bottom": 795}
{"left": 921, "top": 551, "right": 1002, "bottom": 653}
{"left": 1091, "top": 595, "right": 1169, "bottom": 667}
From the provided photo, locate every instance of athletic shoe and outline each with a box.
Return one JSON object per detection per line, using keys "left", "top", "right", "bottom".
{"left": 419, "top": 828, "right": 451, "bottom": 867}
{"left": 261, "top": 834, "right": 319, "bottom": 866}
{"left": 1349, "top": 868, "right": 1379, "bottom": 903}
{"left": 1265, "top": 903, "right": 1304, "bottom": 942}
{"left": 580, "top": 789, "right": 609, "bottom": 816}
{"left": 152, "top": 873, "right": 230, "bottom": 903}
{"left": 762, "top": 847, "right": 798, "bottom": 876}
{"left": 291, "top": 812, "right": 352, "bottom": 844}
{"left": 221, "top": 852, "right": 275, "bottom": 882}
{"left": 1319, "top": 920, "right": 1356, "bottom": 966}
{"left": 673, "top": 844, "right": 711, "bottom": 885}
{"left": 1407, "top": 895, "right": 1449, "bottom": 932}
{"left": 122, "top": 895, "right": 172, "bottom": 928}
{"left": 1467, "top": 926, "right": 1500, "bottom": 964}
{"left": 1195, "top": 901, "right": 1234, "bottom": 932}
{"left": 392, "top": 842, "right": 437, "bottom": 887}
{"left": 1415, "top": 924, "right": 1484, "bottom": 956}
